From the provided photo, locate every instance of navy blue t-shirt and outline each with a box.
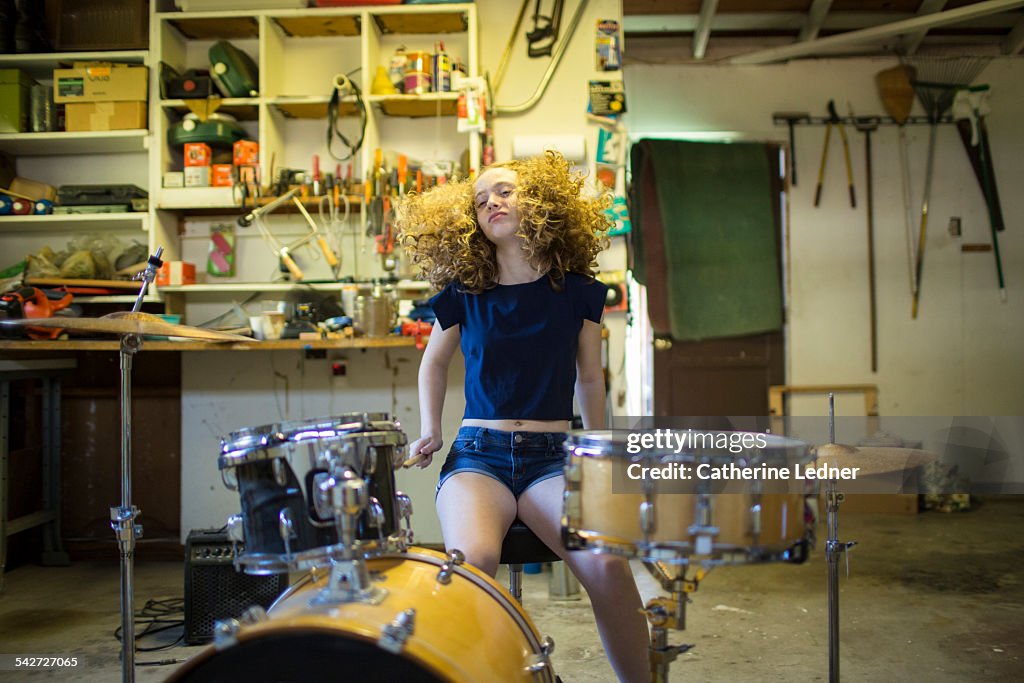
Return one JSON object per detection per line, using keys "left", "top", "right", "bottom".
{"left": 429, "top": 272, "right": 609, "bottom": 420}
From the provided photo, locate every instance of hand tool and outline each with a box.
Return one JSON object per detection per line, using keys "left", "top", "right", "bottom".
{"left": 813, "top": 100, "right": 856, "bottom": 208}
{"left": 772, "top": 111, "right": 810, "bottom": 186}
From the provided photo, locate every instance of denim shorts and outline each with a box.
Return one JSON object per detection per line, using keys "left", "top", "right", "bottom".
{"left": 436, "top": 427, "right": 568, "bottom": 499}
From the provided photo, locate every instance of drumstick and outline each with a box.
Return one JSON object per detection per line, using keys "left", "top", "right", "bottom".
{"left": 402, "top": 451, "right": 429, "bottom": 468}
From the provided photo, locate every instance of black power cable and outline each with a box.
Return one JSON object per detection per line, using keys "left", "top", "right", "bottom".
{"left": 113, "top": 597, "right": 187, "bottom": 666}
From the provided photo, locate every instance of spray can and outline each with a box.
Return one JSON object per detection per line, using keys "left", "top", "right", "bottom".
{"left": 433, "top": 41, "right": 451, "bottom": 93}
{"left": 389, "top": 47, "right": 408, "bottom": 93}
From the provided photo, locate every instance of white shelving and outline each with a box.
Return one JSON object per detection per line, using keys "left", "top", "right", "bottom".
{"left": 0, "top": 130, "right": 150, "bottom": 156}
{"left": 0, "top": 49, "right": 153, "bottom": 307}
{"left": 0, "top": 213, "right": 148, "bottom": 232}
{"left": 0, "top": 50, "right": 147, "bottom": 80}
{"left": 1, "top": 5, "right": 479, "bottom": 313}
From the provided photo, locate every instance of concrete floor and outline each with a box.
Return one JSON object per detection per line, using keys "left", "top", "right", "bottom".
{"left": 1, "top": 497, "right": 1022, "bottom": 682}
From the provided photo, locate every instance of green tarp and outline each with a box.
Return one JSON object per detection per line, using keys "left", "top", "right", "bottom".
{"left": 630, "top": 139, "right": 783, "bottom": 341}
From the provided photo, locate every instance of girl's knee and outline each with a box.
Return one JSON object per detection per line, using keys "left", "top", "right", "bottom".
{"left": 446, "top": 543, "right": 501, "bottom": 577}
{"left": 571, "top": 552, "right": 635, "bottom": 588}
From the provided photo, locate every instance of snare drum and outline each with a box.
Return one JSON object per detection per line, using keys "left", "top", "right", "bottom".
{"left": 167, "top": 548, "right": 556, "bottom": 683}
{"left": 219, "top": 413, "right": 408, "bottom": 573}
{"left": 563, "top": 430, "right": 812, "bottom": 564}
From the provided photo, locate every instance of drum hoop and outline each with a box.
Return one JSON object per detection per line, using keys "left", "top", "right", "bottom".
{"left": 568, "top": 527, "right": 807, "bottom": 566}
{"left": 270, "top": 550, "right": 549, "bottom": 657}
{"left": 220, "top": 413, "right": 395, "bottom": 455}
{"left": 219, "top": 429, "right": 407, "bottom": 469}
{"left": 235, "top": 540, "right": 391, "bottom": 575}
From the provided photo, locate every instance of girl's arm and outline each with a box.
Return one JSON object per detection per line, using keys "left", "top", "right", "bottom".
{"left": 405, "top": 320, "right": 461, "bottom": 468}
{"left": 575, "top": 318, "right": 606, "bottom": 430}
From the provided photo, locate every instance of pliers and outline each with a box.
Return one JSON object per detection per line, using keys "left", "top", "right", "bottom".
{"left": 814, "top": 100, "right": 856, "bottom": 208}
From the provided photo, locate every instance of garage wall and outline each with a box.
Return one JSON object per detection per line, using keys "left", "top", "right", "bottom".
{"left": 622, "top": 57, "right": 1024, "bottom": 418}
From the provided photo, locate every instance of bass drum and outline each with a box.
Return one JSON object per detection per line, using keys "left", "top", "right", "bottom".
{"left": 168, "top": 548, "right": 556, "bottom": 683}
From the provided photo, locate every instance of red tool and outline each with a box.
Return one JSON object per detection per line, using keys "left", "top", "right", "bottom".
{"left": 0, "top": 287, "right": 74, "bottom": 340}
{"left": 401, "top": 320, "right": 432, "bottom": 350}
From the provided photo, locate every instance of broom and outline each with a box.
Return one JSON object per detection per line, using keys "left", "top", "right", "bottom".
{"left": 905, "top": 56, "right": 990, "bottom": 318}
{"left": 875, "top": 64, "right": 917, "bottom": 300}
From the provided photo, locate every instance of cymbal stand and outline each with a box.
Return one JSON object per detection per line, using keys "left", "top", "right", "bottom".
{"left": 111, "top": 248, "right": 162, "bottom": 683}
{"left": 825, "top": 393, "right": 856, "bottom": 683}
{"left": 641, "top": 559, "right": 701, "bottom": 683}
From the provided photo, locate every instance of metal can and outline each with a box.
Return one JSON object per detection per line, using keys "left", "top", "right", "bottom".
{"left": 404, "top": 50, "right": 432, "bottom": 94}
{"left": 433, "top": 41, "right": 451, "bottom": 93}
{"left": 29, "top": 83, "right": 53, "bottom": 132}
{"left": 389, "top": 47, "right": 408, "bottom": 92}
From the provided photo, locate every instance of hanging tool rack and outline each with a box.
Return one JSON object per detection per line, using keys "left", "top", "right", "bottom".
{"left": 773, "top": 114, "right": 954, "bottom": 127}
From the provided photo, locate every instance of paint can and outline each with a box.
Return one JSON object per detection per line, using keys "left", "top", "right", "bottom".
{"left": 404, "top": 51, "right": 432, "bottom": 94}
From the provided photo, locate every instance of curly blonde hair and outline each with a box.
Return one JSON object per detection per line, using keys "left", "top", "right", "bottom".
{"left": 396, "top": 151, "right": 611, "bottom": 293}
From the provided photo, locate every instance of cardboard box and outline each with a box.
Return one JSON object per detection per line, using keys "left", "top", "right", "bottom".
{"left": 157, "top": 261, "right": 196, "bottom": 287}
{"left": 163, "top": 171, "right": 185, "bottom": 188}
{"left": 185, "top": 166, "right": 210, "bottom": 187}
{"left": 65, "top": 101, "right": 147, "bottom": 132}
{"left": 54, "top": 64, "right": 148, "bottom": 104}
{"left": 0, "top": 68, "right": 34, "bottom": 133}
{"left": 9, "top": 176, "right": 57, "bottom": 202}
{"left": 211, "top": 164, "right": 233, "bottom": 187}
{"left": 233, "top": 140, "right": 259, "bottom": 166}
{"left": 184, "top": 143, "right": 212, "bottom": 167}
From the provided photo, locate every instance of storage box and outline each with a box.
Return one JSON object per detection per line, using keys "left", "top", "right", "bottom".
{"left": 211, "top": 164, "right": 234, "bottom": 187}
{"left": 157, "top": 261, "right": 197, "bottom": 287}
{"left": 0, "top": 69, "right": 34, "bottom": 133}
{"left": 185, "top": 166, "right": 210, "bottom": 187}
{"left": 232, "top": 140, "right": 259, "bottom": 166}
{"left": 65, "top": 101, "right": 147, "bottom": 132}
{"left": 54, "top": 64, "right": 148, "bottom": 104}
{"left": 9, "top": 177, "right": 58, "bottom": 202}
{"left": 54, "top": 0, "right": 149, "bottom": 51}
{"left": 184, "top": 143, "right": 212, "bottom": 167}
{"left": 163, "top": 171, "right": 185, "bottom": 188}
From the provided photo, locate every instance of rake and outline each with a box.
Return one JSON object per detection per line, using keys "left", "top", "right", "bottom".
{"left": 905, "top": 56, "right": 990, "bottom": 318}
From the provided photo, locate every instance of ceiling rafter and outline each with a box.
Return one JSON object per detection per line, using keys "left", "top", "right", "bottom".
{"left": 799, "top": 0, "right": 834, "bottom": 42}
{"left": 693, "top": 0, "right": 720, "bottom": 59}
{"left": 729, "top": 0, "right": 1024, "bottom": 65}
{"left": 1002, "top": 15, "right": 1024, "bottom": 52}
{"left": 901, "top": 0, "right": 950, "bottom": 55}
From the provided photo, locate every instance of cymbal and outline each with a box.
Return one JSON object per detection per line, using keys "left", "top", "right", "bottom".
{"left": 1, "top": 312, "right": 252, "bottom": 342}
{"left": 814, "top": 442, "right": 936, "bottom": 476}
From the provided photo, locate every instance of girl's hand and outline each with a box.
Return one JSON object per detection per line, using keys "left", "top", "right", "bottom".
{"left": 403, "top": 433, "right": 443, "bottom": 469}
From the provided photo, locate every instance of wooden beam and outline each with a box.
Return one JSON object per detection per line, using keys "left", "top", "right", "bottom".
{"left": 693, "top": 0, "right": 719, "bottom": 59}
{"left": 799, "top": 0, "right": 834, "bottom": 42}
{"left": 730, "top": 0, "right": 1024, "bottom": 64}
{"left": 901, "top": 0, "right": 949, "bottom": 55}
{"left": 1002, "top": 15, "right": 1024, "bottom": 53}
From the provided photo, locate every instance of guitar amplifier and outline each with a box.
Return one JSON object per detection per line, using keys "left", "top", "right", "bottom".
{"left": 183, "top": 529, "right": 288, "bottom": 645}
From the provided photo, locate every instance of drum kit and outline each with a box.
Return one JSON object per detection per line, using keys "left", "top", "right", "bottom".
{"left": 169, "top": 412, "right": 559, "bottom": 683}
{"left": 3, "top": 270, "right": 935, "bottom": 681}
{"left": 559, "top": 400, "right": 934, "bottom": 683}
{"left": 164, "top": 403, "right": 933, "bottom": 683}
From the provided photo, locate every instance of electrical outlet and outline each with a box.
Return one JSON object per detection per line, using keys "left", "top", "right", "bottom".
{"left": 948, "top": 216, "right": 961, "bottom": 237}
